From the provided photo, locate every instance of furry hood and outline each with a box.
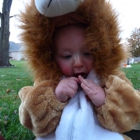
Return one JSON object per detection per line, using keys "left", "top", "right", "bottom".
{"left": 19, "top": 0, "right": 128, "bottom": 81}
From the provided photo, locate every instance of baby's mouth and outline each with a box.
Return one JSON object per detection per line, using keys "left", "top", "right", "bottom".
{"left": 74, "top": 73, "right": 87, "bottom": 78}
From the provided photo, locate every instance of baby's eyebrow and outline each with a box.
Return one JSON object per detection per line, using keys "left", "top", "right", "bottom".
{"left": 57, "top": 49, "right": 70, "bottom": 54}
{"left": 58, "top": 48, "right": 71, "bottom": 51}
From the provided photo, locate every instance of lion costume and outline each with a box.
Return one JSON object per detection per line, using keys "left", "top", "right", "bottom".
{"left": 18, "top": 0, "right": 140, "bottom": 140}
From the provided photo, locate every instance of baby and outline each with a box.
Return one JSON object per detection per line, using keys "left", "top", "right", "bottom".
{"left": 37, "top": 23, "right": 126, "bottom": 140}
{"left": 18, "top": 0, "right": 140, "bottom": 140}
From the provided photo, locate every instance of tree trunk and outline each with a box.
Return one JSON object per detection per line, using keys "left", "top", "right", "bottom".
{"left": 0, "top": 0, "right": 13, "bottom": 67}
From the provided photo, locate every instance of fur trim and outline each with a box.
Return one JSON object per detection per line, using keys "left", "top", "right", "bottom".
{"left": 19, "top": 0, "right": 129, "bottom": 81}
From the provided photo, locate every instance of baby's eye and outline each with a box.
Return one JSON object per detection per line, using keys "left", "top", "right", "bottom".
{"left": 83, "top": 52, "right": 90, "bottom": 56}
{"left": 63, "top": 55, "right": 71, "bottom": 59}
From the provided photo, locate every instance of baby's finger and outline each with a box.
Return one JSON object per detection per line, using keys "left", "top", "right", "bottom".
{"left": 81, "top": 83, "right": 91, "bottom": 94}
{"left": 78, "top": 75, "right": 88, "bottom": 85}
{"left": 70, "top": 77, "right": 79, "bottom": 83}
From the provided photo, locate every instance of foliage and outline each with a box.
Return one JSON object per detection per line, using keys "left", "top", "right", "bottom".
{"left": 127, "top": 28, "right": 140, "bottom": 57}
{"left": 0, "top": 60, "right": 140, "bottom": 139}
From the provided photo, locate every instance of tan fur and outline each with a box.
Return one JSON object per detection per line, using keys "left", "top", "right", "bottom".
{"left": 96, "top": 72, "right": 140, "bottom": 133}
{"left": 19, "top": 0, "right": 128, "bottom": 81}
{"left": 19, "top": 80, "right": 67, "bottom": 136}
{"left": 18, "top": 0, "right": 140, "bottom": 139}
{"left": 122, "top": 134, "right": 132, "bottom": 140}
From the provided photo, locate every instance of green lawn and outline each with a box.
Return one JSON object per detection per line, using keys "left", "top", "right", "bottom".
{"left": 0, "top": 60, "right": 140, "bottom": 140}
{"left": 123, "top": 63, "right": 140, "bottom": 90}
{"left": 0, "top": 61, "right": 35, "bottom": 140}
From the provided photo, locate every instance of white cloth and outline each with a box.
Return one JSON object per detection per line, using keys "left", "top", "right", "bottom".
{"left": 35, "top": 0, "right": 85, "bottom": 17}
{"left": 38, "top": 71, "right": 124, "bottom": 140}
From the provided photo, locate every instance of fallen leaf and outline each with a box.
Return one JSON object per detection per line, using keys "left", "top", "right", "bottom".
{"left": 1, "top": 75, "right": 6, "bottom": 77}
{"left": 14, "top": 110, "right": 17, "bottom": 114}
{"left": 4, "top": 121, "right": 8, "bottom": 124}
{"left": 6, "top": 89, "right": 11, "bottom": 93}
{"left": 16, "top": 77, "right": 21, "bottom": 81}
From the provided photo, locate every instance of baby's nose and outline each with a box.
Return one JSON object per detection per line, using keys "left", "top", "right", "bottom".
{"left": 74, "top": 55, "right": 83, "bottom": 68}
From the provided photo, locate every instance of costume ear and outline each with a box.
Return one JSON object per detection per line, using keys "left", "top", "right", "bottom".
{"left": 35, "top": 0, "right": 85, "bottom": 17}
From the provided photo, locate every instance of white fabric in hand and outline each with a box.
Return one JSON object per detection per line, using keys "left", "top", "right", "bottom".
{"left": 38, "top": 71, "right": 124, "bottom": 140}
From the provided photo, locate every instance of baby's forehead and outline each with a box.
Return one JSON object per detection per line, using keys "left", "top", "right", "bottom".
{"left": 53, "top": 24, "right": 87, "bottom": 51}
{"left": 54, "top": 24, "right": 86, "bottom": 39}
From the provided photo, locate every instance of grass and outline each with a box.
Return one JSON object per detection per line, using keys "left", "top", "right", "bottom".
{"left": 0, "top": 60, "right": 35, "bottom": 140}
{"left": 123, "top": 63, "right": 140, "bottom": 90}
{"left": 0, "top": 60, "right": 140, "bottom": 140}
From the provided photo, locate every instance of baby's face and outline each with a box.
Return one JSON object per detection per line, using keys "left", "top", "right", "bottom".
{"left": 54, "top": 24, "right": 94, "bottom": 78}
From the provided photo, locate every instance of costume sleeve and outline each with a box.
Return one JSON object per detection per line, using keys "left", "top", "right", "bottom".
{"left": 18, "top": 80, "right": 67, "bottom": 137}
{"left": 95, "top": 72, "right": 140, "bottom": 133}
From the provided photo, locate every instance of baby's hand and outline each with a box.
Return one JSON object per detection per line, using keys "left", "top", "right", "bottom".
{"left": 55, "top": 77, "right": 79, "bottom": 102}
{"left": 78, "top": 75, "right": 105, "bottom": 107}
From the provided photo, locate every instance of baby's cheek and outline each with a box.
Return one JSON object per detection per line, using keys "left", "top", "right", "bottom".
{"left": 62, "top": 67, "right": 72, "bottom": 77}
{"left": 57, "top": 61, "right": 73, "bottom": 76}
